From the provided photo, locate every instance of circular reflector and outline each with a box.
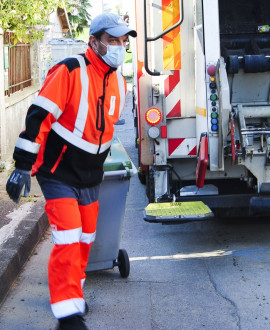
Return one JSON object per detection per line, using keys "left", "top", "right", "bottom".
{"left": 148, "top": 126, "right": 160, "bottom": 139}
{"left": 145, "top": 108, "right": 162, "bottom": 125}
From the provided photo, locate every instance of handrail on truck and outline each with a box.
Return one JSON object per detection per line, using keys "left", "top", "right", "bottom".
{"left": 143, "top": 0, "right": 184, "bottom": 76}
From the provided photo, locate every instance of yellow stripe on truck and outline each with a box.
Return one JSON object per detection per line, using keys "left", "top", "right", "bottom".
{"left": 196, "top": 106, "right": 207, "bottom": 117}
{"left": 162, "top": 0, "right": 181, "bottom": 70}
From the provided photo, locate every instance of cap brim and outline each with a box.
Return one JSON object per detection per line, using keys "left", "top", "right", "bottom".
{"left": 105, "top": 26, "right": 137, "bottom": 38}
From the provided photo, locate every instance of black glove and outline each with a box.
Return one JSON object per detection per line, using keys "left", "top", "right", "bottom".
{"left": 6, "top": 169, "right": 31, "bottom": 203}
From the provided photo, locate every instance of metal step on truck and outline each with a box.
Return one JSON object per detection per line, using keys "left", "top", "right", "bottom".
{"left": 131, "top": 0, "right": 270, "bottom": 223}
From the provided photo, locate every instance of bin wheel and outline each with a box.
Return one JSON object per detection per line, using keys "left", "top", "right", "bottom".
{"left": 118, "top": 249, "right": 130, "bottom": 278}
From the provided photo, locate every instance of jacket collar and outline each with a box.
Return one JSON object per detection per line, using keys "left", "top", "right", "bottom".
{"left": 85, "top": 47, "right": 116, "bottom": 75}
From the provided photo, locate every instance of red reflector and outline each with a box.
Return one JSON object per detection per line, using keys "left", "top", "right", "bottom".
{"left": 145, "top": 108, "right": 162, "bottom": 125}
{"left": 161, "top": 126, "right": 167, "bottom": 138}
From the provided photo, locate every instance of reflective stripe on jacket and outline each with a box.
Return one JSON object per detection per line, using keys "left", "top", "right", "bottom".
{"left": 13, "top": 47, "right": 127, "bottom": 188}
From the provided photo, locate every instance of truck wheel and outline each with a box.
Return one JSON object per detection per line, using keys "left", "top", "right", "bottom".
{"left": 137, "top": 141, "right": 146, "bottom": 184}
{"left": 146, "top": 169, "right": 155, "bottom": 203}
{"left": 118, "top": 249, "right": 130, "bottom": 278}
{"left": 138, "top": 168, "right": 146, "bottom": 184}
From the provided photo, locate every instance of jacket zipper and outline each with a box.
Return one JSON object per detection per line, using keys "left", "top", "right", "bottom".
{"left": 96, "top": 67, "right": 114, "bottom": 154}
{"left": 50, "top": 145, "right": 67, "bottom": 173}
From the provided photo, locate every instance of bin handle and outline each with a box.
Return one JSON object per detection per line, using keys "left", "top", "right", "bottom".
{"left": 103, "top": 161, "right": 137, "bottom": 179}
{"left": 123, "top": 163, "right": 131, "bottom": 178}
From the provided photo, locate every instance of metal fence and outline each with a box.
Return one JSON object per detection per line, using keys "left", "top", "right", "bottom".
{"left": 4, "top": 32, "right": 31, "bottom": 96}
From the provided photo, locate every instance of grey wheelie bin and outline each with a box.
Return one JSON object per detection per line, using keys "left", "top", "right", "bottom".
{"left": 86, "top": 136, "right": 136, "bottom": 278}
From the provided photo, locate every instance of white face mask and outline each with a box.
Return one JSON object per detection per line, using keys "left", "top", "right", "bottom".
{"left": 99, "top": 40, "right": 126, "bottom": 68}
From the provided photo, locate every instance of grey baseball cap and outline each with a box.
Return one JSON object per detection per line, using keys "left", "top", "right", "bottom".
{"left": 90, "top": 13, "right": 137, "bottom": 38}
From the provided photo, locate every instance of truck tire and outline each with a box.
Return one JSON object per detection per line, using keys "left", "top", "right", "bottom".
{"left": 146, "top": 168, "right": 155, "bottom": 203}
{"left": 138, "top": 169, "right": 146, "bottom": 185}
{"left": 136, "top": 138, "right": 147, "bottom": 184}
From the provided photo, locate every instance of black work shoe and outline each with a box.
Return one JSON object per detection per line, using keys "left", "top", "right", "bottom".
{"left": 57, "top": 315, "right": 89, "bottom": 330}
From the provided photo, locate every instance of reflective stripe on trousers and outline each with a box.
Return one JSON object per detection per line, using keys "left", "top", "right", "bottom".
{"left": 37, "top": 175, "right": 99, "bottom": 319}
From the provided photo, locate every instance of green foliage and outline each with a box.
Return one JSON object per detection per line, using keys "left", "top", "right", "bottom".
{"left": 0, "top": 0, "right": 92, "bottom": 43}
{"left": 0, "top": 162, "right": 6, "bottom": 172}
{"left": 76, "top": 26, "right": 90, "bottom": 42}
{"left": 0, "top": 0, "right": 66, "bottom": 44}
{"left": 124, "top": 51, "right": 132, "bottom": 64}
{"left": 67, "top": 0, "right": 91, "bottom": 38}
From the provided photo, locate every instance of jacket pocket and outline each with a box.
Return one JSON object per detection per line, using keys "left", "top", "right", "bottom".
{"left": 50, "top": 145, "right": 67, "bottom": 174}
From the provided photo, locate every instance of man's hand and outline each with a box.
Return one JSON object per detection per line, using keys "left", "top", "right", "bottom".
{"left": 6, "top": 169, "right": 31, "bottom": 203}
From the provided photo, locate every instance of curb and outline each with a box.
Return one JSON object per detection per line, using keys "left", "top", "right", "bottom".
{"left": 0, "top": 198, "right": 48, "bottom": 306}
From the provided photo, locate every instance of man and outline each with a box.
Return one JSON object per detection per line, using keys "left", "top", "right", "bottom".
{"left": 6, "top": 13, "right": 136, "bottom": 330}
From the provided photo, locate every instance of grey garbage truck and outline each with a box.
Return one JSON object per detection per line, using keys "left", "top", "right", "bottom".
{"left": 131, "top": 0, "right": 270, "bottom": 222}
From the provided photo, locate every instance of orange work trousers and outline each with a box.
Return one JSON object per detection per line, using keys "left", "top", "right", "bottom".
{"left": 37, "top": 174, "right": 99, "bottom": 319}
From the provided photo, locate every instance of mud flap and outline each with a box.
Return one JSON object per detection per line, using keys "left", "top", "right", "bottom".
{"left": 144, "top": 201, "right": 214, "bottom": 223}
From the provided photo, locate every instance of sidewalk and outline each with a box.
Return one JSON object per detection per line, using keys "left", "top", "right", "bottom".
{"left": 0, "top": 163, "right": 48, "bottom": 305}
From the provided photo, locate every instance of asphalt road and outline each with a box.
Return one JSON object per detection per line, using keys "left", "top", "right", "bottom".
{"left": 1, "top": 89, "right": 270, "bottom": 329}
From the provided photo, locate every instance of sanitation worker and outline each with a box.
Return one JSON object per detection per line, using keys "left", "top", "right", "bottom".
{"left": 6, "top": 13, "right": 137, "bottom": 330}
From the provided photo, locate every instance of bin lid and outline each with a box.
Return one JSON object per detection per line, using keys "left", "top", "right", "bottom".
{"left": 104, "top": 136, "right": 132, "bottom": 172}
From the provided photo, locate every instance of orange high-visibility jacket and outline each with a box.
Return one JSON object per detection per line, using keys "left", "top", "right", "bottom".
{"left": 14, "top": 47, "right": 127, "bottom": 188}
